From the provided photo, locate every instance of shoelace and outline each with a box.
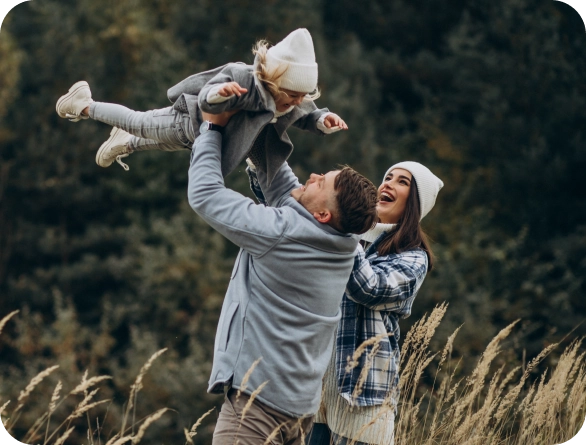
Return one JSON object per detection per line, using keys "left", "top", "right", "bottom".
{"left": 116, "top": 154, "right": 130, "bottom": 171}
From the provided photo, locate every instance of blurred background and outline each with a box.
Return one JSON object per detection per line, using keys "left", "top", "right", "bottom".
{"left": 0, "top": 0, "right": 585, "bottom": 443}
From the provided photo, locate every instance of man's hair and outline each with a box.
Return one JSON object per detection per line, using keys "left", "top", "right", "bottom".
{"left": 331, "top": 166, "right": 378, "bottom": 235}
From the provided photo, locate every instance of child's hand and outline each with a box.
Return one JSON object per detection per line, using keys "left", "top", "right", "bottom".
{"left": 217, "top": 82, "right": 248, "bottom": 97}
{"left": 323, "top": 113, "right": 348, "bottom": 130}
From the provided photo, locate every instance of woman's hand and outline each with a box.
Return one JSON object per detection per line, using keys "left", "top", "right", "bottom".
{"left": 323, "top": 113, "right": 348, "bottom": 130}
{"left": 217, "top": 82, "right": 248, "bottom": 97}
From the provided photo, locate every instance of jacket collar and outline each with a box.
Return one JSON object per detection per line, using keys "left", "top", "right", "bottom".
{"left": 272, "top": 101, "right": 314, "bottom": 135}
{"left": 284, "top": 196, "right": 359, "bottom": 252}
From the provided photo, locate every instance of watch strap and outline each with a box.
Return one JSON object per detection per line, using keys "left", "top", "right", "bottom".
{"left": 203, "top": 121, "right": 224, "bottom": 134}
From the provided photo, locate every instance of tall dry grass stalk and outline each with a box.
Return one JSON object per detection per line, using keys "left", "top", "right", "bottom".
{"left": 131, "top": 408, "right": 169, "bottom": 444}
{"left": 184, "top": 407, "right": 215, "bottom": 444}
{"left": 0, "top": 310, "right": 19, "bottom": 335}
{"left": 0, "top": 311, "right": 171, "bottom": 445}
{"left": 121, "top": 347, "right": 168, "bottom": 437}
{"left": 237, "top": 357, "right": 263, "bottom": 402}
{"left": 314, "top": 304, "right": 585, "bottom": 445}
{"left": 3, "top": 306, "right": 585, "bottom": 445}
{"left": 390, "top": 306, "right": 586, "bottom": 445}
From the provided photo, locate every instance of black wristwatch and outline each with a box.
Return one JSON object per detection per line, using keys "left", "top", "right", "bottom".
{"left": 200, "top": 121, "right": 224, "bottom": 134}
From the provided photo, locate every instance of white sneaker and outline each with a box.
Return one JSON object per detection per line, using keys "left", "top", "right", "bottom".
{"left": 56, "top": 81, "right": 93, "bottom": 122}
{"left": 96, "top": 127, "right": 133, "bottom": 171}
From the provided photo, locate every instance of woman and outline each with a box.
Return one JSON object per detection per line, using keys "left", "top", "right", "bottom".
{"left": 308, "top": 161, "right": 443, "bottom": 445}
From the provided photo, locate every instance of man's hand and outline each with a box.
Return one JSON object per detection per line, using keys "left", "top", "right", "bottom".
{"left": 201, "top": 109, "right": 240, "bottom": 127}
{"left": 217, "top": 82, "right": 248, "bottom": 97}
{"left": 323, "top": 113, "right": 348, "bottom": 130}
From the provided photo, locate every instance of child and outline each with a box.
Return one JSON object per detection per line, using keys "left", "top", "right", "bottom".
{"left": 56, "top": 28, "right": 347, "bottom": 184}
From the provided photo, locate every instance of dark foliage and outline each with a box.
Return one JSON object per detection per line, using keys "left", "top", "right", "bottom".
{"left": 1, "top": 0, "right": 585, "bottom": 443}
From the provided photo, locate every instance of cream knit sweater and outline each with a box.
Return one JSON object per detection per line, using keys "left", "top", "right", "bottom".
{"left": 313, "top": 223, "right": 397, "bottom": 444}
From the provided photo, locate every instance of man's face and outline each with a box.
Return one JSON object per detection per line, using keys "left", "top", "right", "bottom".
{"left": 291, "top": 171, "right": 340, "bottom": 223}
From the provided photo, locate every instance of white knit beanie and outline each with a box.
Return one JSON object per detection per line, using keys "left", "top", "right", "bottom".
{"left": 384, "top": 162, "right": 444, "bottom": 220}
{"left": 265, "top": 28, "right": 318, "bottom": 93}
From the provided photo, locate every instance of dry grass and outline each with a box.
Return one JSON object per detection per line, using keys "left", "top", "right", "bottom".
{"left": 0, "top": 313, "right": 173, "bottom": 445}
{"left": 329, "top": 304, "right": 586, "bottom": 445}
{"left": 184, "top": 407, "right": 215, "bottom": 444}
{"left": 320, "top": 304, "right": 586, "bottom": 445}
{"left": 2, "top": 306, "right": 585, "bottom": 445}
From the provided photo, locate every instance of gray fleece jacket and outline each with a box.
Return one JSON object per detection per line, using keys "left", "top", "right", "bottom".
{"left": 168, "top": 61, "right": 329, "bottom": 185}
{"left": 187, "top": 130, "right": 359, "bottom": 418}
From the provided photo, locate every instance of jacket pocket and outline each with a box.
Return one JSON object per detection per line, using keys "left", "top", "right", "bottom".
{"left": 218, "top": 301, "right": 239, "bottom": 352}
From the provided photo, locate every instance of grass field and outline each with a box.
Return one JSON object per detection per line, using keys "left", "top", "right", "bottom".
{"left": 1, "top": 305, "right": 585, "bottom": 445}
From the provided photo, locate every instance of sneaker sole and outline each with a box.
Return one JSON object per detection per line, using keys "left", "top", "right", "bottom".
{"left": 96, "top": 127, "right": 125, "bottom": 168}
{"left": 56, "top": 81, "right": 90, "bottom": 119}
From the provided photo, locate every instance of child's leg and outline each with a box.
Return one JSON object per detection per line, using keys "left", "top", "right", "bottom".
{"left": 89, "top": 102, "right": 192, "bottom": 151}
{"left": 127, "top": 136, "right": 186, "bottom": 152}
{"left": 94, "top": 106, "right": 196, "bottom": 170}
{"left": 127, "top": 110, "right": 196, "bottom": 152}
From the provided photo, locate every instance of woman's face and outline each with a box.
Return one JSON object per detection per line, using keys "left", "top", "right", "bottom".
{"left": 377, "top": 168, "right": 412, "bottom": 224}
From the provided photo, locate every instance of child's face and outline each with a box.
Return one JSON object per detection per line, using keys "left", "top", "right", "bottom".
{"left": 273, "top": 89, "right": 306, "bottom": 112}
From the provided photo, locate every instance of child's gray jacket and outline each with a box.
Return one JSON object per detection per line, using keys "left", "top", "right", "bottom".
{"left": 168, "top": 62, "right": 329, "bottom": 185}
{"left": 188, "top": 130, "right": 359, "bottom": 418}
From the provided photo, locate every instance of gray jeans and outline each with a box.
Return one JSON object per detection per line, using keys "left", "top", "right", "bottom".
{"left": 89, "top": 102, "right": 195, "bottom": 152}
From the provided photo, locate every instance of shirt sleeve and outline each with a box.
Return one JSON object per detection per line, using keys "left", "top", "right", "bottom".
{"left": 345, "top": 245, "right": 428, "bottom": 314}
{"left": 316, "top": 113, "right": 342, "bottom": 134}
{"left": 291, "top": 105, "right": 331, "bottom": 135}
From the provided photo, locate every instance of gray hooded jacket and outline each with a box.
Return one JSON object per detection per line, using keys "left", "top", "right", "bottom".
{"left": 187, "top": 130, "right": 359, "bottom": 418}
{"left": 168, "top": 61, "right": 329, "bottom": 185}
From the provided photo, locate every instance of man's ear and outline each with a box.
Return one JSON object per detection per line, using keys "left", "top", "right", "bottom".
{"left": 313, "top": 209, "right": 332, "bottom": 224}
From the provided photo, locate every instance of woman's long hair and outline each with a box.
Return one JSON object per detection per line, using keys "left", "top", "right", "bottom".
{"left": 376, "top": 177, "right": 435, "bottom": 271}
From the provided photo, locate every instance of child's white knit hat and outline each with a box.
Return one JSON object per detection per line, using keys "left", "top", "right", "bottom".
{"left": 384, "top": 162, "right": 444, "bottom": 220}
{"left": 266, "top": 28, "right": 318, "bottom": 93}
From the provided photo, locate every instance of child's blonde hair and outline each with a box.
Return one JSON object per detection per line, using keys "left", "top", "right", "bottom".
{"left": 252, "top": 40, "right": 321, "bottom": 103}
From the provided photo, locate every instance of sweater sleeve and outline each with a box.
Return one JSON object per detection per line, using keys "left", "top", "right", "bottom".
{"left": 291, "top": 105, "right": 331, "bottom": 135}
{"left": 198, "top": 64, "right": 266, "bottom": 113}
{"left": 188, "top": 131, "right": 290, "bottom": 257}
{"left": 346, "top": 246, "right": 428, "bottom": 314}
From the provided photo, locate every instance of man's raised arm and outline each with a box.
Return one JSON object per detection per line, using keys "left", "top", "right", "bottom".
{"left": 187, "top": 112, "right": 289, "bottom": 257}
{"left": 252, "top": 160, "right": 301, "bottom": 208}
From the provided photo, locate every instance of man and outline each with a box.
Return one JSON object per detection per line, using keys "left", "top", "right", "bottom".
{"left": 188, "top": 110, "right": 378, "bottom": 445}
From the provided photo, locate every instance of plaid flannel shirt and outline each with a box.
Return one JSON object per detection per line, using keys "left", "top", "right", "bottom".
{"left": 247, "top": 165, "right": 428, "bottom": 407}
{"left": 338, "top": 239, "right": 427, "bottom": 407}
